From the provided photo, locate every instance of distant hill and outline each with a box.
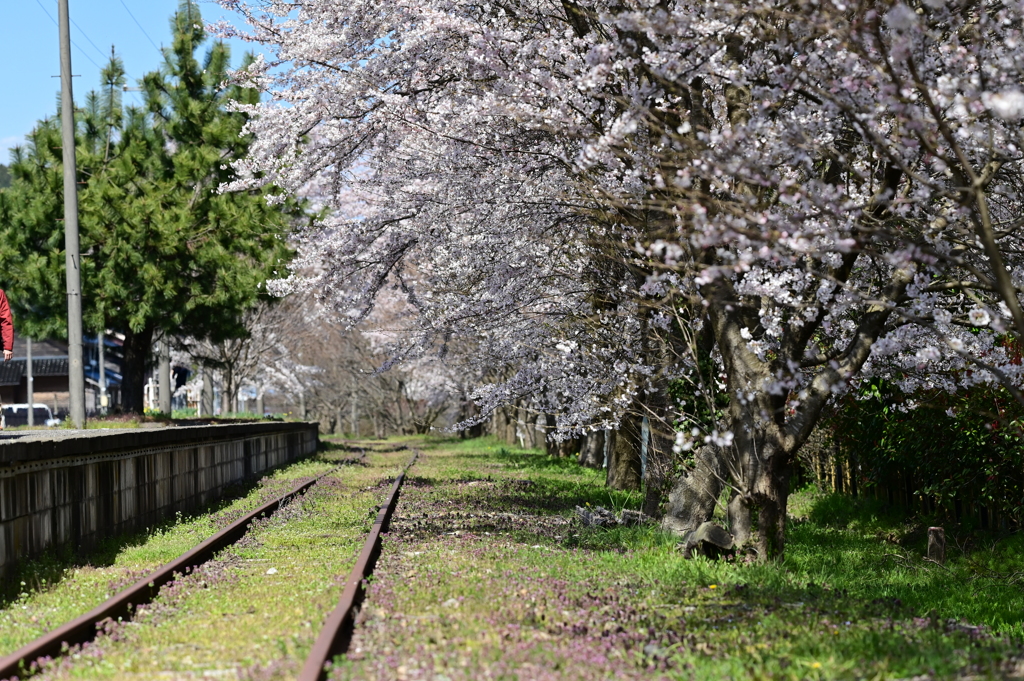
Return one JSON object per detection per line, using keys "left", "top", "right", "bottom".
{"left": 0, "top": 164, "right": 9, "bottom": 189}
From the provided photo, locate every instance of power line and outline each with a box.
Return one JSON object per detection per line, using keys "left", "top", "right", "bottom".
{"left": 117, "top": 0, "right": 161, "bottom": 55}
{"left": 69, "top": 15, "right": 108, "bottom": 62}
{"left": 32, "top": 0, "right": 104, "bottom": 72}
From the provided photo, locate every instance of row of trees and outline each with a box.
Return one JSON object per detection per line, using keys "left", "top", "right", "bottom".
{"left": 0, "top": 1, "right": 299, "bottom": 412}
{"left": 166, "top": 291, "right": 464, "bottom": 436}
{"left": 220, "top": 0, "right": 1024, "bottom": 559}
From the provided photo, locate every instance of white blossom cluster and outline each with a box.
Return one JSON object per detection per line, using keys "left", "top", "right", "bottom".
{"left": 214, "top": 0, "right": 1024, "bottom": 456}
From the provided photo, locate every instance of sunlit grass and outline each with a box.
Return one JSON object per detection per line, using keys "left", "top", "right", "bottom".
{"left": 334, "top": 439, "right": 1023, "bottom": 681}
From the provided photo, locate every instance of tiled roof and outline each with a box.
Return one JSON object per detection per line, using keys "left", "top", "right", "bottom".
{"left": 0, "top": 357, "right": 69, "bottom": 386}
{"left": 32, "top": 357, "right": 68, "bottom": 377}
{"left": 0, "top": 361, "right": 21, "bottom": 387}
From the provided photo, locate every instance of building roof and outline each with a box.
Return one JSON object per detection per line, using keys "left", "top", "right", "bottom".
{"left": 0, "top": 358, "right": 69, "bottom": 386}
{"left": 11, "top": 338, "right": 68, "bottom": 358}
{"left": 0, "top": 362, "right": 20, "bottom": 387}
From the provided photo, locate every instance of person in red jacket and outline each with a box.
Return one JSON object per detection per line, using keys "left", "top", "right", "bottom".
{"left": 0, "top": 289, "right": 11, "bottom": 362}
{"left": 0, "top": 290, "right": 11, "bottom": 429}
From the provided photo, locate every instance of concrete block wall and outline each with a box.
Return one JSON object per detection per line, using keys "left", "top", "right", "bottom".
{"left": 0, "top": 422, "right": 318, "bottom": 576}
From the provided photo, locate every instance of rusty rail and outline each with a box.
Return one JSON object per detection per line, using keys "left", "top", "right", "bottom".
{"left": 0, "top": 459, "right": 355, "bottom": 681}
{"left": 299, "top": 451, "right": 419, "bottom": 681}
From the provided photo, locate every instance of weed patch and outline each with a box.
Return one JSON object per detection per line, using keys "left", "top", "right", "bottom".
{"left": 336, "top": 438, "right": 1024, "bottom": 680}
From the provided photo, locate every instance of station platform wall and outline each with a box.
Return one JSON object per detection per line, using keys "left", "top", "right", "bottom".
{"left": 0, "top": 422, "right": 319, "bottom": 576}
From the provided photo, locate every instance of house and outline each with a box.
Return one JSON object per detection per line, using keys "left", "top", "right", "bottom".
{"left": 0, "top": 337, "right": 122, "bottom": 416}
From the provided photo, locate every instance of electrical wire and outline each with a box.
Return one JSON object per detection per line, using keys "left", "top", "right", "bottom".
{"left": 69, "top": 16, "right": 109, "bottom": 62}
{"left": 32, "top": 0, "right": 104, "bottom": 72}
{"left": 116, "top": 0, "right": 162, "bottom": 55}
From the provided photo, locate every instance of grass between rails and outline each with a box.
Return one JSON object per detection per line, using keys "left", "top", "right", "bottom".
{"left": 0, "top": 454, "right": 347, "bottom": 657}
{"left": 335, "top": 437, "right": 1024, "bottom": 681}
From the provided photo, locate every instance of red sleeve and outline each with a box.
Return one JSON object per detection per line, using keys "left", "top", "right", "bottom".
{"left": 0, "top": 290, "right": 13, "bottom": 352}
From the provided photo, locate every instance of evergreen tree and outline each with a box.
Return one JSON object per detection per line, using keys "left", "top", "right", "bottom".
{"left": 0, "top": 1, "right": 299, "bottom": 413}
{"left": 0, "top": 164, "right": 10, "bottom": 189}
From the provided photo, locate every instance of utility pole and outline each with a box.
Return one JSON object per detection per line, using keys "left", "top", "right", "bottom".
{"left": 59, "top": 0, "right": 85, "bottom": 429}
{"left": 201, "top": 365, "right": 213, "bottom": 417}
{"left": 159, "top": 335, "right": 172, "bottom": 415}
{"left": 27, "top": 339, "right": 34, "bottom": 427}
{"left": 351, "top": 393, "right": 359, "bottom": 437}
{"left": 98, "top": 330, "right": 107, "bottom": 414}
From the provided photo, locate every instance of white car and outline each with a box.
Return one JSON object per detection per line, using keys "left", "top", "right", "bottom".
{"left": 2, "top": 403, "right": 62, "bottom": 428}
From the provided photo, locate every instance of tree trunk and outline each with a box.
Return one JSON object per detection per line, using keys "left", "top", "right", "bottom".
{"left": 545, "top": 414, "right": 559, "bottom": 457}
{"left": 727, "top": 492, "right": 752, "bottom": 547}
{"left": 522, "top": 407, "right": 536, "bottom": 448}
{"left": 662, "top": 445, "right": 723, "bottom": 536}
{"left": 578, "top": 430, "right": 605, "bottom": 469}
{"left": 558, "top": 437, "right": 581, "bottom": 458}
{"left": 504, "top": 406, "right": 517, "bottom": 444}
{"left": 642, "top": 402, "right": 677, "bottom": 519}
{"left": 201, "top": 365, "right": 213, "bottom": 417}
{"left": 606, "top": 414, "right": 642, "bottom": 491}
{"left": 752, "top": 449, "right": 792, "bottom": 559}
{"left": 120, "top": 326, "right": 154, "bottom": 414}
{"left": 224, "top": 366, "right": 235, "bottom": 417}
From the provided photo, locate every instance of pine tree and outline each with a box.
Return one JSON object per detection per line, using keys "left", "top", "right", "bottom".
{"left": 0, "top": 164, "right": 10, "bottom": 189}
{"left": 0, "top": 1, "right": 299, "bottom": 413}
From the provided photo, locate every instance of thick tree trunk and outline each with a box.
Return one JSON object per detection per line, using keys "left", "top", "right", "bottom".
{"left": 662, "top": 445, "right": 723, "bottom": 536}
{"left": 493, "top": 407, "right": 516, "bottom": 445}
{"left": 727, "top": 492, "right": 752, "bottom": 547}
{"left": 752, "top": 450, "right": 792, "bottom": 559}
{"left": 120, "top": 326, "right": 154, "bottom": 414}
{"left": 642, "top": 401, "right": 677, "bottom": 519}
{"left": 606, "top": 414, "right": 642, "bottom": 491}
{"left": 578, "top": 430, "right": 605, "bottom": 469}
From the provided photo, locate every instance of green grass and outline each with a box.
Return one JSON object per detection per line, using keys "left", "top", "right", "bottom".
{"left": 49, "top": 461, "right": 389, "bottom": 679}
{"left": 4, "top": 435, "right": 1020, "bottom": 679}
{"left": 0, "top": 457, "right": 347, "bottom": 658}
{"left": 333, "top": 437, "right": 1024, "bottom": 681}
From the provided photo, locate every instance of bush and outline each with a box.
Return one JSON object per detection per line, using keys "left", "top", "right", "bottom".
{"left": 827, "top": 381, "right": 1024, "bottom": 528}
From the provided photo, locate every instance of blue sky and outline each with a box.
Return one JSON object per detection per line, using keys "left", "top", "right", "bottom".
{"left": 0, "top": 1, "right": 270, "bottom": 162}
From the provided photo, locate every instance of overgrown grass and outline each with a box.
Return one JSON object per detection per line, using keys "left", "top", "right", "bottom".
{"left": 0, "top": 453, "right": 352, "bottom": 658}
{"left": 335, "top": 438, "right": 1024, "bottom": 681}
{"left": 39, "top": 453, "right": 398, "bottom": 680}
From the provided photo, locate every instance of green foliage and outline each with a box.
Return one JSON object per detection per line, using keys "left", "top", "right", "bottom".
{"left": 828, "top": 380, "right": 1024, "bottom": 526}
{"left": 0, "top": 164, "right": 10, "bottom": 190}
{"left": 0, "top": 1, "right": 301, "bottom": 409}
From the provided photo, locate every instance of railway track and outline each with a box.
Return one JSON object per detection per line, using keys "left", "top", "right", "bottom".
{"left": 299, "top": 450, "right": 418, "bottom": 681}
{"left": 0, "top": 445, "right": 417, "bottom": 681}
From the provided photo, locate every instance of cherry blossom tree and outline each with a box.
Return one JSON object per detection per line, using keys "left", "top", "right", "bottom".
{"left": 216, "top": 0, "right": 1024, "bottom": 558}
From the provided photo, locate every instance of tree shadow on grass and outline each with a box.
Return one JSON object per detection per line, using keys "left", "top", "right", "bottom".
{"left": 494, "top": 446, "right": 588, "bottom": 473}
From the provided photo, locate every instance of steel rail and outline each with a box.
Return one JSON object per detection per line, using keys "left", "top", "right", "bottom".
{"left": 298, "top": 451, "right": 419, "bottom": 681}
{"left": 0, "top": 458, "right": 357, "bottom": 681}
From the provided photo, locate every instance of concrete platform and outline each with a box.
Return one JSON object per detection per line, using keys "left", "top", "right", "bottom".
{"left": 0, "top": 421, "right": 319, "bottom": 575}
